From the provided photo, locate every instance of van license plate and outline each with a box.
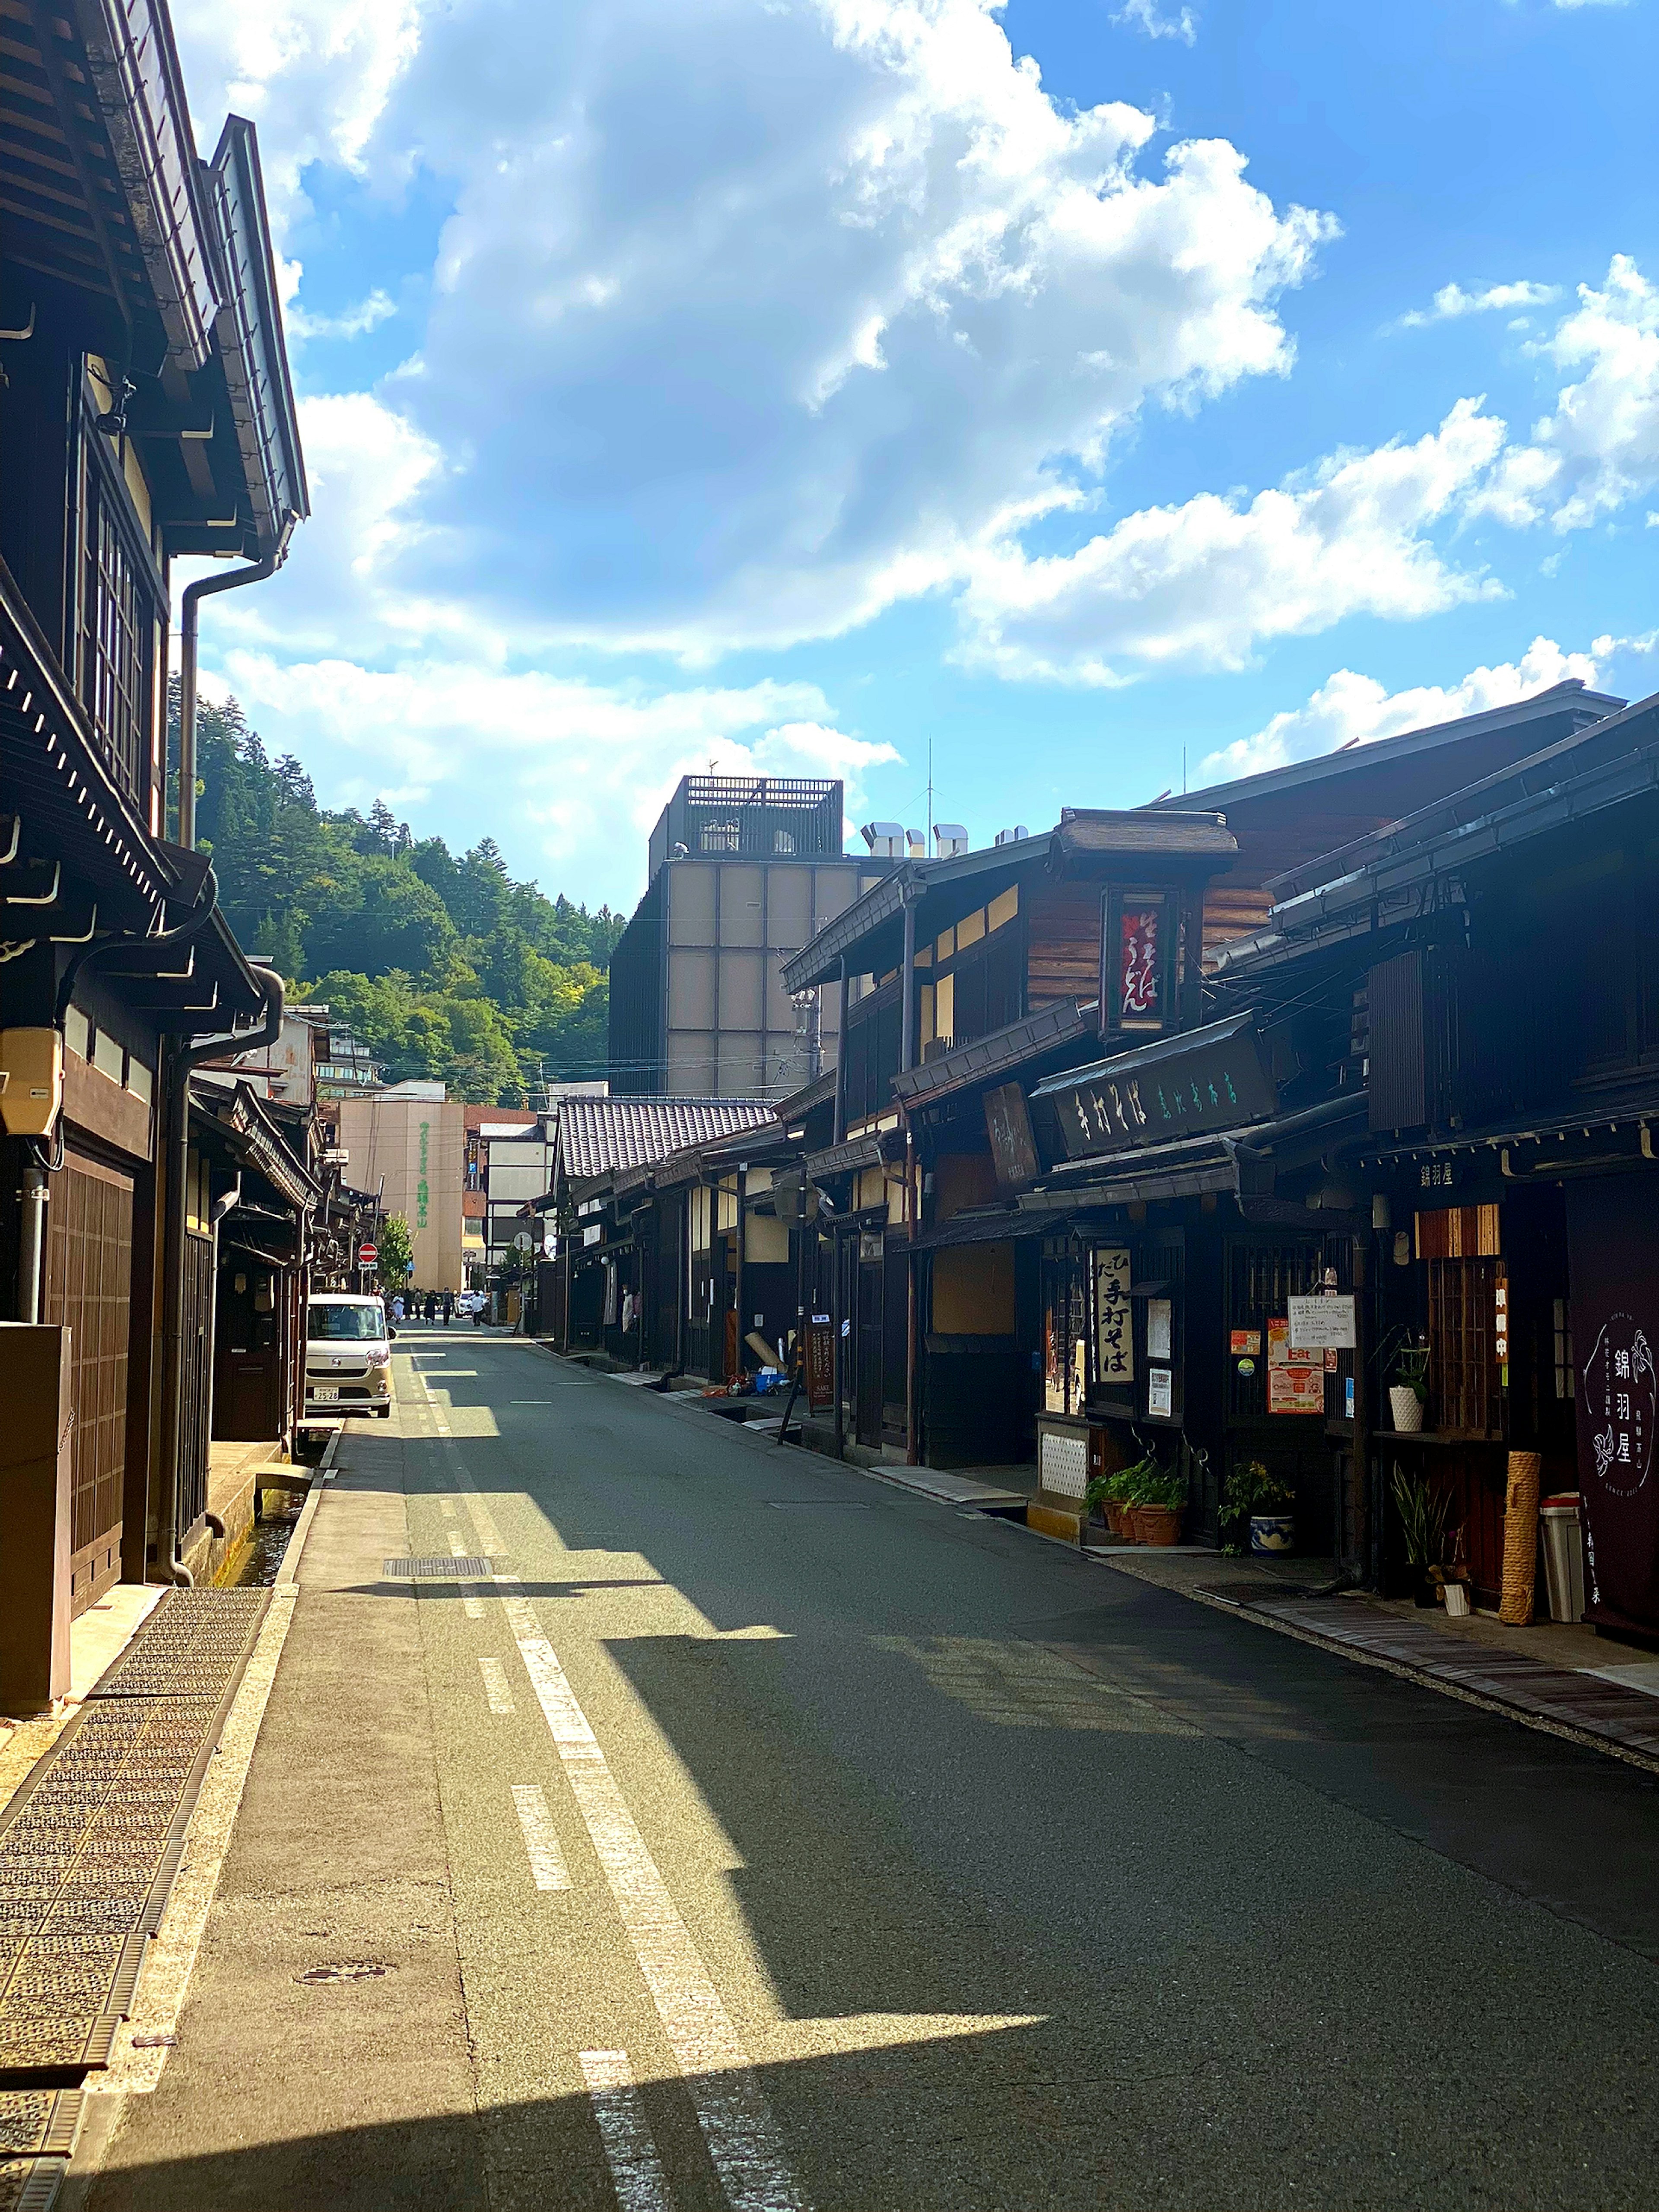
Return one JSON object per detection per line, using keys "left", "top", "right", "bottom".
{"left": 311, "top": 1386, "right": 340, "bottom": 1402}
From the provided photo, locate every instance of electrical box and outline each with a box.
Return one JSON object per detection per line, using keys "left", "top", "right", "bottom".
{"left": 0, "top": 1029, "right": 64, "bottom": 1137}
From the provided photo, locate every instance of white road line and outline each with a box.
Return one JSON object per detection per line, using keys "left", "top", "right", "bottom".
{"left": 479, "top": 1657, "right": 515, "bottom": 1714}
{"left": 409, "top": 1376, "right": 807, "bottom": 2212}
{"left": 505, "top": 1596, "right": 805, "bottom": 2212}
{"left": 512, "top": 1783, "right": 572, "bottom": 1891}
{"left": 580, "top": 2049, "right": 674, "bottom": 2212}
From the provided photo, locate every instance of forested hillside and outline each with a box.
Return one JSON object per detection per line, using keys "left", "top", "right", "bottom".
{"left": 174, "top": 686, "right": 623, "bottom": 1103}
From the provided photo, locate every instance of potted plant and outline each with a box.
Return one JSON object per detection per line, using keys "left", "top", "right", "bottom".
{"left": 1391, "top": 1463, "right": 1452, "bottom": 1604}
{"left": 1135, "top": 1462, "right": 1188, "bottom": 1547}
{"left": 1388, "top": 1342, "right": 1430, "bottom": 1434}
{"left": 1085, "top": 1455, "right": 1154, "bottom": 1541}
{"left": 1220, "top": 1459, "right": 1296, "bottom": 1556}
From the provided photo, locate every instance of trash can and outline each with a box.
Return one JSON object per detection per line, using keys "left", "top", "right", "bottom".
{"left": 1539, "top": 1494, "right": 1585, "bottom": 1623}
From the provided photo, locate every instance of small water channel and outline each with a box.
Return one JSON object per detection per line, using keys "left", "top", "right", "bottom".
{"left": 235, "top": 1499, "right": 304, "bottom": 1587}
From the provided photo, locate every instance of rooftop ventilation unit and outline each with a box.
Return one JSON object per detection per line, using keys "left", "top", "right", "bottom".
{"left": 906, "top": 828, "right": 926, "bottom": 858}
{"left": 861, "top": 820, "right": 906, "bottom": 858}
{"left": 993, "top": 825, "right": 1030, "bottom": 847}
{"left": 934, "top": 823, "right": 969, "bottom": 859}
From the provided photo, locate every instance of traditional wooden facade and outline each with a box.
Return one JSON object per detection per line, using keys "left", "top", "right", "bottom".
{"left": 1215, "top": 686, "right": 1659, "bottom": 1620}
{"left": 768, "top": 682, "right": 1630, "bottom": 1560}
{"left": 0, "top": 1, "right": 305, "bottom": 1703}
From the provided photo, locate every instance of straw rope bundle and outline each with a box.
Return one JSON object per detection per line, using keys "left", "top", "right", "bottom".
{"left": 1499, "top": 1450, "right": 1542, "bottom": 1624}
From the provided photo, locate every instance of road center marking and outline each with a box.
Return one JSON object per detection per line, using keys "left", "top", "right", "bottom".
{"left": 512, "top": 1783, "right": 572, "bottom": 1891}
{"left": 479, "top": 1657, "right": 515, "bottom": 1714}
{"left": 505, "top": 1596, "right": 805, "bottom": 2212}
{"left": 580, "top": 2049, "right": 673, "bottom": 2212}
{"left": 412, "top": 1357, "right": 807, "bottom": 2212}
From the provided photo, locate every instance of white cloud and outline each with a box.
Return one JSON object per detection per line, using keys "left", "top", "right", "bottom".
{"left": 287, "top": 289, "right": 398, "bottom": 341}
{"left": 1195, "top": 635, "right": 1604, "bottom": 785}
{"left": 1115, "top": 0, "right": 1197, "bottom": 44}
{"left": 1397, "top": 279, "right": 1557, "bottom": 328}
{"left": 1474, "top": 255, "right": 1659, "bottom": 530}
{"left": 955, "top": 399, "right": 1506, "bottom": 683}
{"left": 213, "top": 655, "right": 898, "bottom": 906}
{"left": 167, "top": 0, "right": 423, "bottom": 223}
{"left": 214, "top": 0, "right": 1331, "bottom": 662}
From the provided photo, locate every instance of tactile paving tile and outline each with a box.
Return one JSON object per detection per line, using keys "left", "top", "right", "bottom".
{"left": 0, "top": 1590, "right": 268, "bottom": 2085}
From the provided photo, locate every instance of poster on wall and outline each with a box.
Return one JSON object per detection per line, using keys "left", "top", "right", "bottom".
{"left": 1267, "top": 1318, "right": 1324, "bottom": 1414}
{"left": 1146, "top": 1297, "right": 1173, "bottom": 1362}
{"left": 1147, "top": 1367, "right": 1173, "bottom": 1418}
{"left": 1565, "top": 1175, "right": 1659, "bottom": 1636}
{"left": 1093, "top": 1246, "right": 1134, "bottom": 1388}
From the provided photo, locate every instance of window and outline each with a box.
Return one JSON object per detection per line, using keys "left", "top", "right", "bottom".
{"left": 77, "top": 444, "right": 156, "bottom": 808}
{"left": 1427, "top": 1258, "right": 1503, "bottom": 1437}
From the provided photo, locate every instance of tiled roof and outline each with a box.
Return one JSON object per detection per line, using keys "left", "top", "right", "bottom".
{"left": 558, "top": 1096, "right": 776, "bottom": 1184}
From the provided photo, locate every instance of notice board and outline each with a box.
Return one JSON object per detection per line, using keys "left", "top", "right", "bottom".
{"left": 1565, "top": 1173, "right": 1659, "bottom": 1637}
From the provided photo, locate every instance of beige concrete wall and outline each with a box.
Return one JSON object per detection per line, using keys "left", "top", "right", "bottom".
{"left": 338, "top": 1096, "right": 468, "bottom": 1292}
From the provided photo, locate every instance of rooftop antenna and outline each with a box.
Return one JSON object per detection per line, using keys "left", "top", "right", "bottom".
{"left": 1182, "top": 745, "right": 1187, "bottom": 795}
{"left": 927, "top": 734, "right": 934, "bottom": 854}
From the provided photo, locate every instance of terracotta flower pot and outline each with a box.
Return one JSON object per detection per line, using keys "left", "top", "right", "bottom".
{"left": 1106, "top": 1501, "right": 1128, "bottom": 1538}
{"left": 1138, "top": 1504, "right": 1182, "bottom": 1547}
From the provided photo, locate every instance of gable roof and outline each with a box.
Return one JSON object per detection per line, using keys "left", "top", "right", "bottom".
{"left": 1161, "top": 679, "right": 1624, "bottom": 817}
{"left": 556, "top": 1096, "right": 776, "bottom": 1186}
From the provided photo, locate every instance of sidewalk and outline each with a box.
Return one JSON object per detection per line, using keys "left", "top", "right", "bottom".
{"left": 1105, "top": 1547, "right": 1659, "bottom": 1775}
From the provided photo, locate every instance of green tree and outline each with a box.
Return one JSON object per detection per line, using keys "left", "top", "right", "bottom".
{"left": 377, "top": 1214, "right": 414, "bottom": 1289}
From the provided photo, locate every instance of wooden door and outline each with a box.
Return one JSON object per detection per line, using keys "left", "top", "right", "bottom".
{"left": 43, "top": 1150, "right": 132, "bottom": 1615}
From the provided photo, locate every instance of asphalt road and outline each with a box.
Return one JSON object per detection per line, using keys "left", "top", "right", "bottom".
{"left": 86, "top": 1328, "right": 1659, "bottom": 2211}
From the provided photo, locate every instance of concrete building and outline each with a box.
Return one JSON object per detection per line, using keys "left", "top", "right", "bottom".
{"left": 337, "top": 1087, "right": 467, "bottom": 1292}
{"left": 607, "top": 776, "right": 892, "bottom": 1099}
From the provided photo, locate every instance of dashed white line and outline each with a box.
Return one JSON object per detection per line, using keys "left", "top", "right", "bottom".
{"left": 512, "top": 1783, "right": 572, "bottom": 1891}
{"left": 479, "top": 1657, "right": 515, "bottom": 1714}
{"left": 412, "top": 1359, "right": 804, "bottom": 2208}
{"left": 580, "top": 2049, "right": 673, "bottom": 2212}
{"left": 504, "top": 1597, "right": 805, "bottom": 2212}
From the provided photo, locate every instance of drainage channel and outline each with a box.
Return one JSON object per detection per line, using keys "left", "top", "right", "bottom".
{"left": 0, "top": 1587, "right": 270, "bottom": 2208}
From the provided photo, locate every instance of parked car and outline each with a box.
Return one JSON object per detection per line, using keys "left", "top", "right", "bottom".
{"left": 305, "top": 1294, "right": 394, "bottom": 1418}
{"left": 456, "top": 1290, "right": 485, "bottom": 1316}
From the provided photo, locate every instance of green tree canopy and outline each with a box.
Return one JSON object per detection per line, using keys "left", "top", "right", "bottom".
{"left": 171, "top": 683, "right": 625, "bottom": 1103}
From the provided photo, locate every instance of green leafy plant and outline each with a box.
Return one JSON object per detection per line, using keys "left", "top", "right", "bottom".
{"left": 1394, "top": 1341, "right": 1430, "bottom": 1407}
{"left": 1391, "top": 1464, "right": 1452, "bottom": 1569}
{"left": 1140, "top": 1464, "right": 1189, "bottom": 1513}
{"left": 376, "top": 1214, "right": 414, "bottom": 1288}
{"left": 1085, "top": 1454, "right": 1156, "bottom": 1513}
{"left": 1219, "top": 1459, "right": 1293, "bottom": 1551}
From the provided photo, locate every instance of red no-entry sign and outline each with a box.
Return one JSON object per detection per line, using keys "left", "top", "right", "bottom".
{"left": 358, "top": 1243, "right": 378, "bottom": 1266}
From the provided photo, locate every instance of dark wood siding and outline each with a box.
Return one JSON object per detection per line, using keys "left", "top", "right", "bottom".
{"left": 43, "top": 1150, "right": 132, "bottom": 1615}
{"left": 1024, "top": 880, "right": 1100, "bottom": 1008}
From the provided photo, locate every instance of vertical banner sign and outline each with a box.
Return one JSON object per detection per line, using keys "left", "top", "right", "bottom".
{"left": 1119, "top": 903, "right": 1162, "bottom": 1025}
{"left": 1566, "top": 1175, "right": 1659, "bottom": 1636}
{"left": 1093, "top": 1246, "right": 1134, "bottom": 1389}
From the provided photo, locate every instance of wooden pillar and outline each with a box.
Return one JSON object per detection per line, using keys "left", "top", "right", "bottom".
{"left": 0, "top": 1326, "right": 73, "bottom": 1712}
{"left": 834, "top": 956, "right": 850, "bottom": 1142}
{"left": 732, "top": 1165, "right": 747, "bottom": 1382}
{"left": 899, "top": 895, "right": 917, "bottom": 1073}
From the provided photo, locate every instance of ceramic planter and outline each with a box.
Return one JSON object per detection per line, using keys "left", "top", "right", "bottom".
{"left": 1388, "top": 1384, "right": 1425, "bottom": 1433}
{"left": 1138, "top": 1504, "right": 1182, "bottom": 1547}
{"left": 1249, "top": 1513, "right": 1295, "bottom": 1555}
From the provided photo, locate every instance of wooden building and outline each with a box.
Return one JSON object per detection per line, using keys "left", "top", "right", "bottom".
{"left": 773, "top": 682, "right": 1630, "bottom": 1552}
{"left": 1215, "top": 687, "right": 1659, "bottom": 1621}
{"left": 0, "top": 2, "right": 304, "bottom": 1703}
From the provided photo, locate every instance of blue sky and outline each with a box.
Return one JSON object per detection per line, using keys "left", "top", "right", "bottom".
{"left": 170, "top": 0, "right": 1659, "bottom": 910}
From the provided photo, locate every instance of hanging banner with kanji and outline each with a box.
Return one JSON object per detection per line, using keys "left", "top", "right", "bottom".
{"left": 1565, "top": 1174, "right": 1659, "bottom": 1637}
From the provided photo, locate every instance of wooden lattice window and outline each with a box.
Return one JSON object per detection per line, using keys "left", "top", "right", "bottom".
{"left": 76, "top": 447, "right": 156, "bottom": 808}
{"left": 1427, "top": 1256, "right": 1502, "bottom": 1438}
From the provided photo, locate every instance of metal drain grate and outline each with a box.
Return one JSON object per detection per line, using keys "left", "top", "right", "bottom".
{"left": 1195, "top": 1579, "right": 1303, "bottom": 1605}
{"left": 0, "top": 1591, "right": 268, "bottom": 2085}
{"left": 383, "top": 1557, "right": 499, "bottom": 1579}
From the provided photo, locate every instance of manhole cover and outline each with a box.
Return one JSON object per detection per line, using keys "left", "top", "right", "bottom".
{"left": 764, "top": 1501, "right": 873, "bottom": 1510}
{"left": 296, "top": 1961, "right": 394, "bottom": 1984}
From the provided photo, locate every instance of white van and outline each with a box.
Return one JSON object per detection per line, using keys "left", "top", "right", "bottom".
{"left": 305, "top": 1293, "right": 394, "bottom": 1418}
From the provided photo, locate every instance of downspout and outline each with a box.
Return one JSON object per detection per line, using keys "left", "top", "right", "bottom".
{"left": 899, "top": 890, "right": 919, "bottom": 1465}
{"left": 155, "top": 965, "right": 284, "bottom": 1585}
{"left": 178, "top": 557, "right": 276, "bottom": 849}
